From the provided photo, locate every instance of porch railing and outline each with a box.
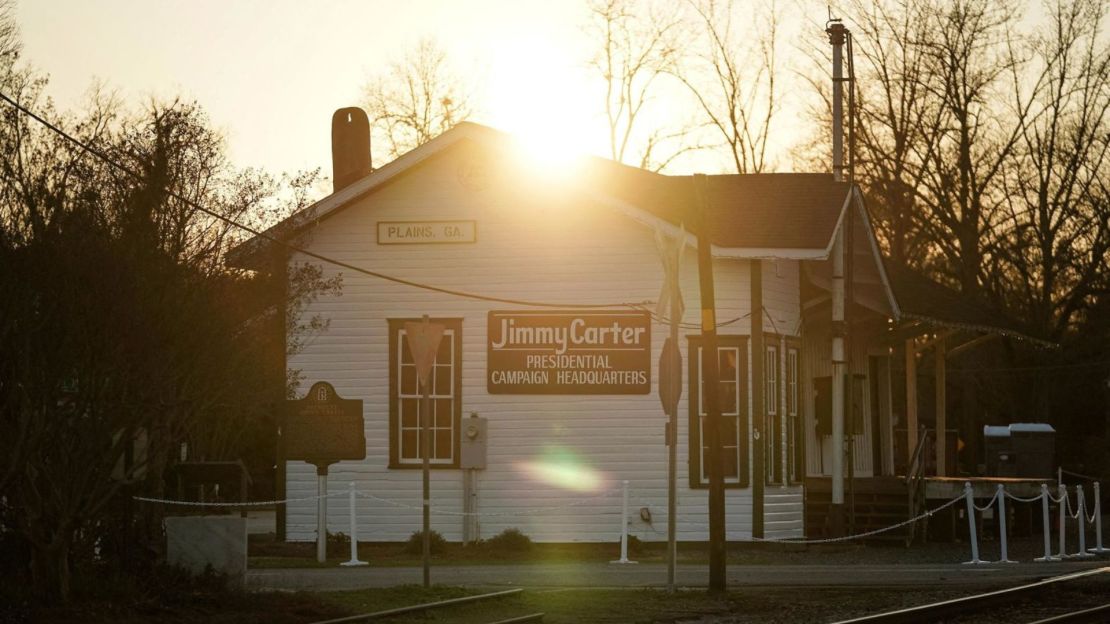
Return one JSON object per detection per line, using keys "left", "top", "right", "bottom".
{"left": 904, "top": 426, "right": 929, "bottom": 544}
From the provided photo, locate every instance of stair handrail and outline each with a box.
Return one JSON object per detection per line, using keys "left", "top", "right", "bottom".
{"left": 904, "top": 426, "right": 930, "bottom": 545}
{"left": 904, "top": 426, "right": 930, "bottom": 485}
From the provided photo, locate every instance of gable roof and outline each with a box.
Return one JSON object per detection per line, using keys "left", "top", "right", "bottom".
{"left": 228, "top": 122, "right": 857, "bottom": 268}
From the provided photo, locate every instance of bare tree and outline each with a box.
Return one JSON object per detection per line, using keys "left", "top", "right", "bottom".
{"left": 362, "top": 38, "right": 472, "bottom": 163}
{"left": 842, "top": 0, "right": 944, "bottom": 269}
{"left": 675, "top": 0, "right": 780, "bottom": 174}
{"left": 992, "top": 0, "right": 1110, "bottom": 340}
{"left": 586, "top": 0, "right": 701, "bottom": 171}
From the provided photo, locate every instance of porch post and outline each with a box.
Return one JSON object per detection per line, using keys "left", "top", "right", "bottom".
{"left": 935, "top": 338, "right": 947, "bottom": 476}
{"left": 905, "top": 339, "right": 918, "bottom": 470}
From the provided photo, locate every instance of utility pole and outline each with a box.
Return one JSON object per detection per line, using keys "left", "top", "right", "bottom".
{"left": 751, "top": 260, "right": 765, "bottom": 539}
{"left": 828, "top": 19, "right": 848, "bottom": 537}
{"left": 693, "top": 174, "right": 726, "bottom": 592}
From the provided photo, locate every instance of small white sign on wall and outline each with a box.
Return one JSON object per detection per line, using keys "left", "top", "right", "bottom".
{"left": 377, "top": 220, "right": 477, "bottom": 245}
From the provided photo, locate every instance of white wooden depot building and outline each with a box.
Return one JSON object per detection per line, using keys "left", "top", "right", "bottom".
{"left": 232, "top": 112, "right": 967, "bottom": 544}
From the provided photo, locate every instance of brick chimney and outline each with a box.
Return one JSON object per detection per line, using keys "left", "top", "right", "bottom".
{"left": 331, "top": 107, "right": 371, "bottom": 193}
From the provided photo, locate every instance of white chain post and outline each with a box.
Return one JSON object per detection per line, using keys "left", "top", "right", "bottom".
{"left": 1091, "top": 482, "right": 1108, "bottom": 555}
{"left": 610, "top": 480, "right": 637, "bottom": 564}
{"left": 964, "top": 482, "right": 989, "bottom": 564}
{"left": 341, "top": 482, "right": 368, "bottom": 567}
{"left": 1074, "top": 485, "right": 1094, "bottom": 558}
{"left": 997, "top": 484, "right": 1015, "bottom": 563}
{"left": 1035, "top": 484, "right": 1058, "bottom": 562}
{"left": 1058, "top": 483, "right": 1068, "bottom": 558}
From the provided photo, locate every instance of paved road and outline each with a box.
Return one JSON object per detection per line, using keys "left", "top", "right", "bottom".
{"left": 246, "top": 560, "right": 1110, "bottom": 592}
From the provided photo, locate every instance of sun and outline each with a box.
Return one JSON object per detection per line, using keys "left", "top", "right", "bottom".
{"left": 479, "top": 36, "right": 606, "bottom": 168}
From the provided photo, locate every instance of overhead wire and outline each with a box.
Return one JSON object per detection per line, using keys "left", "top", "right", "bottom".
{"left": 0, "top": 91, "right": 652, "bottom": 311}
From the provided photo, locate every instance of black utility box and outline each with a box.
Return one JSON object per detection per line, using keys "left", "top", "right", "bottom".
{"left": 983, "top": 423, "right": 1055, "bottom": 478}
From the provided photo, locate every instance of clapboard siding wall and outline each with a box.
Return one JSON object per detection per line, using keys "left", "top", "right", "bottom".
{"left": 801, "top": 311, "right": 877, "bottom": 478}
{"left": 284, "top": 144, "right": 803, "bottom": 542}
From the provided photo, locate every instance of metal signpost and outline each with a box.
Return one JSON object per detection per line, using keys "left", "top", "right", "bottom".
{"left": 404, "top": 315, "right": 446, "bottom": 588}
{"left": 656, "top": 226, "right": 685, "bottom": 593}
{"left": 283, "top": 381, "right": 365, "bottom": 563}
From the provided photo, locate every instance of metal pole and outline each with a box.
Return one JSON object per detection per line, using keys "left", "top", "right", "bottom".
{"left": 828, "top": 20, "right": 848, "bottom": 538}
{"left": 341, "top": 481, "right": 368, "bottom": 566}
{"left": 667, "top": 254, "right": 680, "bottom": 592}
{"left": 611, "top": 480, "right": 636, "bottom": 564}
{"left": 997, "top": 484, "right": 1014, "bottom": 563}
{"left": 1075, "top": 486, "right": 1093, "bottom": 558}
{"left": 1058, "top": 483, "right": 1067, "bottom": 558}
{"left": 1035, "top": 484, "right": 1056, "bottom": 561}
{"left": 1090, "top": 482, "right": 1107, "bottom": 554}
{"left": 963, "top": 482, "right": 987, "bottom": 564}
{"left": 421, "top": 381, "right": 432, "bottom": 587}
{"left": 317, "top": 466, "right": 328, "bottom": 563}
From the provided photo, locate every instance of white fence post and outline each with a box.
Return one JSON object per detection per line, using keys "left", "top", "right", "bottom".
{"left": 1074, "top": 485, "right": 1094, "bottom": 559}
{"left": 964, "top": 482, "right": 988, "bottom": 564}
{"left": 1091, "top": 482, "right": 1108, "bottom": 555}
{"left": 610, "top": 480, "right": 637, "bottom": 564}
{"left": 1035, "top": 484, "right": 1057, "bottom": 562}
{"left": 341, "top": 482, "right": 368, "bottom": 567}
{"left": 997, "top": 484, "right": 1014, "bottom": 563}
{"left": 1058, "top": 483, "right": 1068, "bottom": 558}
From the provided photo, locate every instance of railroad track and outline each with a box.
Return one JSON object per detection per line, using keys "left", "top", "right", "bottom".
{"left": 829, "top": 567, "right": 1110, "bottom": 624}
{"left": 307, "top": 588, "right": 542, "bottom": 624}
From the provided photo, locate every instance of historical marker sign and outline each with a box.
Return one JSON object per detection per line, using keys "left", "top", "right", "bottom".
{"left": 488, "top": 310, "right": 651, "bottom": 394}
{"left": 283, "top": 381, "right": 365, "bottom": 467}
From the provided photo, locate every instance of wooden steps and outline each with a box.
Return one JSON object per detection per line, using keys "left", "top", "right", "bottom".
{"left": 804, "top": 477, "right": 913, "bottom": 542}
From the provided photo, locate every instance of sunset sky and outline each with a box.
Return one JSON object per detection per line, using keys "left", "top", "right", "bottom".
{"left": 17, "top": 0, "right": 824, "bottom": 179}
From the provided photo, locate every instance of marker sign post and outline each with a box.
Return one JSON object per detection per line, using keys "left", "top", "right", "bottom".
{"left": 283, "top": 382, "right": 365, "bottom": 563}
{"left": 404, "top": 316, "right": 445, "bottom": 588}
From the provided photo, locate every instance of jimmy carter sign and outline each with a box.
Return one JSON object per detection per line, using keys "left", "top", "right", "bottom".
{"left": 488, "top": 310, "right": 651, "bottom": 394}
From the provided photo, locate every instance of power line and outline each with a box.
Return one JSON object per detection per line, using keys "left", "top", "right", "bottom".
{"left": 0, "top": 91, "right": 651, "bottom": 311}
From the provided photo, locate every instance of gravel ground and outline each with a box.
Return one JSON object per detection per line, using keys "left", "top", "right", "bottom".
{"left": 681, "top": 573, "right": 1110, "bottom": 623}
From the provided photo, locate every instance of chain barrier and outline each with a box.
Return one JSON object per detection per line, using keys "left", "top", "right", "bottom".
{"left": 133, "top": 492, "right": 343, "bottom": 507}
{"left": 972, "top": 489, "right": 1000, "bottom": 513}
{"left": 1004, "top": 491, "right": 1044, "bottom": 504}
{"left": 354, "top": 487, "right": 619, "bottom": 518}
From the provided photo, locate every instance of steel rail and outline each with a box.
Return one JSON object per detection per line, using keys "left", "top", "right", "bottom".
{"left": 307, "top": 588, "right": 523, "bottom": 624}
{"left": 828, "top": 567, "right": 1110, "bottom": 624}
{"left": 1026, "top": 603, "right": 1110, "bottom": 623}
{"left": 485, "top": 613, "right": 545, "bottom": 624}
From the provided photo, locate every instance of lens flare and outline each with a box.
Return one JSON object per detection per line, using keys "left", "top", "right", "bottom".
{"left": 515, "top": 446, "right": 606, "bottom": 493}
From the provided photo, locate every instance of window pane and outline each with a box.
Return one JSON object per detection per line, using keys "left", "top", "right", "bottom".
{"left": 434, "top": 430, "right": 452, "bottom": 459}
{"left": 723, "top": 449, "right": 739, "bottom": 478}
{"left": 401, "top": 365, "right": 416, "bottom": 395}
{"left": 401, "top": 398, "right": 418, "bottom": 427}
{"left": 434, "top": 399, "right": 452, "bottom": 426}
{"left": 436, "top": 334, "right": 451, "bottom": 362}
{"left": 719, "top": 413, "right": 737, "bottom": 441}
{"left": 401, "top": 430, "right": 418, "bottom": 459}
{"left": 719, "top": 382, "right": 737, "bottom": 414}
{"left": 719, "top": 349, "right": 737, "bottom": 379}
{"left": 400, "top": 334, "right": 413, "bottom": 364}
{"left": 434, "top": 364, "right": 451, "bottom": 395}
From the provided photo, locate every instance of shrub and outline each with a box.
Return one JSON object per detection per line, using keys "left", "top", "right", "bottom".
{"left": 404, "top": 530, "right": 447, "bottom": 555}
{"left": 485, "top": 528, "right": 533, "bottom": 553}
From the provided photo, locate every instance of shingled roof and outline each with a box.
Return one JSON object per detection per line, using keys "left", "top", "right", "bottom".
{"left": 885, "top": 266, "right": 1055, "bottom": 347}
{"left": 229, "top": 123, "right": 857, "bottom": 267}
